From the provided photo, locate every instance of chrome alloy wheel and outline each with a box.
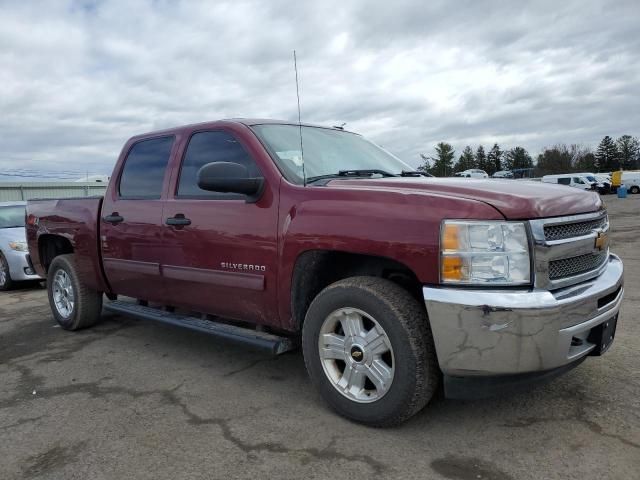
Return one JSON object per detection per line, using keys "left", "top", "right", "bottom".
{"left": 52, "top": 269, "right": 75, "bottom": 318}
{"left": 318, "top": 307, "right": 395, "bottom": 403}
{"left": 0, "top": 255, "right": 7, "bottom": 286}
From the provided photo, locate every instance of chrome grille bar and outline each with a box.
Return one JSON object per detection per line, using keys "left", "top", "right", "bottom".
{"left": 529, "top": 211, "right": 609, "bottom": 290}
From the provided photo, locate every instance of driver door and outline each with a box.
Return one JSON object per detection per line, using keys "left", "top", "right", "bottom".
{"left": 160, "top": 129, "right": 280, "bottom": 326}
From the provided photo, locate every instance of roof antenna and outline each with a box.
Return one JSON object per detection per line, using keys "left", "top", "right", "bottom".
{"left": 293, "top": 50, "right": 306, "bottom": 186}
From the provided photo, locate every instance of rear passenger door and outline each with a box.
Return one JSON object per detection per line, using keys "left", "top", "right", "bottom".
{"left": 160, "top": 129, "right": 280, "bottom": 326}
{"left": 101, "top": 136, "right": 174, "bottom": 302}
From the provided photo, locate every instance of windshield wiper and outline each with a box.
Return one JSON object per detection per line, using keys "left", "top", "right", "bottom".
{"left": 400, "top": 170, "right": 432, "bottom": 177}
{"left": 338, "top": 169, "right": 397, "bottom": 177}
{"left": 306, "top": 169, "right": 398, "bottom": 185}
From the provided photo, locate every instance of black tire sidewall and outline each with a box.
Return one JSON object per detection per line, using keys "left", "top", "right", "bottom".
{"left": 47, "top": 256, "right": 81, "bottom": 330}
{"left": 303, "top": 279, "right": 431, "bottom": 425}
{"left": 630, "top": 186, "right": 639, "bottom": 194}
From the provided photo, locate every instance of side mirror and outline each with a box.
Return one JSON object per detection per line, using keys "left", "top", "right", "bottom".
{"left": 197, "top": 162, "right": 264, "bottom": 200}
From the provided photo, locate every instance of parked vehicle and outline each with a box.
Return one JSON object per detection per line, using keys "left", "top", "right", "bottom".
{"left": 571, "top": 172, "right": 611, "bottom": 194}
{"left": 541, "top": 174, "right": 596, "bottom": 191}
{"left": 455, "top": 168, "right": 488, "bottom": 178}
{"left": 492, "top": 170, "right": 514, "bottom": 178}
{"left": 0, "top": 202, "right": 41, "bottom": 290}
{"left": 621, "top": 171, "right": 640, "bottom": 194}
{"left": 594, "top": 174, "right": 613, "bottom": 194}
{"left": 26, "top": 119, "right": 624, "bottom": 426}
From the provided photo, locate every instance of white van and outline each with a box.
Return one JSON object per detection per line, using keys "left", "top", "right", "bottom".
{"left": 621, "top": 171, "right": 640, "bottom": 194}
{"left": 541, "top": 174, "right": 595, "bottom": 191}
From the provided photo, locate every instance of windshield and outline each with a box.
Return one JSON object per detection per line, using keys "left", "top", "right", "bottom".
{"left": 251, "top": 124, "right": 412, "bottom": 184}
{"left": 0, "top": 206, "right": 25, "bottom": 228}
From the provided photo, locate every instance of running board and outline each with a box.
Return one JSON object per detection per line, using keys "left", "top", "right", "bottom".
{"left": 104, "top": 300, "right": 297, "bottom": 355}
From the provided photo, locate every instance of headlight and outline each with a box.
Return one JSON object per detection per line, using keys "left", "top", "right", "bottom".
{"left": 440, "top": 220, "right": 531, "bottom": 285}
{"left": 8, "top": 241, "right": 28, "bottom": 252}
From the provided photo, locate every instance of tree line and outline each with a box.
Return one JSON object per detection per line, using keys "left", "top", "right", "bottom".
{"left": 419, "top": 135, "right": 640, "bottom": 177}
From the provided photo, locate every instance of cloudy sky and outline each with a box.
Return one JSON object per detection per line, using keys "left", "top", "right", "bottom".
{"left": 1, "top": 0, "right": 638, "bottom": 180}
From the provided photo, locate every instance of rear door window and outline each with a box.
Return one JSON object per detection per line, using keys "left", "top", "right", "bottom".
{"left": 177, "top": 131, "right": 260, "bottom": 198}
{"left": 119, "top": 136, "right": 174, "bottom": 199}
{"left": 557, "top": 177, "right": 571, "bottom": 185}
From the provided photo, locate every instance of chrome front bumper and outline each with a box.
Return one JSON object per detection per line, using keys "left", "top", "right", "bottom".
{"left": 424, "top": 254, "right": 623, "bottom": 377}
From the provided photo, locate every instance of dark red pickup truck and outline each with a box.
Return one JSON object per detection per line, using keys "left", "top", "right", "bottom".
{"left": 26, "top": 119, "right": 624, "bottom": 426}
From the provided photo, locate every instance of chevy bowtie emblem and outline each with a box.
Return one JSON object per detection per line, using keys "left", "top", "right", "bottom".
{"left": 595, "top": 232, "right": 608, "bottom": 251}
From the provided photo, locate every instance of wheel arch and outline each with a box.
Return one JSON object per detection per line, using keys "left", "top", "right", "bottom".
{"left": 290, "top": 249, "right": 424, "bottom": 331}
{"left": 38, "top": 234, "right": 74, "bottom": 273}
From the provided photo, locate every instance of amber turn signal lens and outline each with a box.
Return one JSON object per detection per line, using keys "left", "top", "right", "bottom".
{"left": 441, "top": 256, "right": 463, "bottom": 281}
{"left": 442, "top": 224, "right": 460, "bottom": 251}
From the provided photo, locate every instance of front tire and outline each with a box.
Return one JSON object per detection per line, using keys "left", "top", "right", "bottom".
{"left": 0, "top": 252, "right": 13, "bottom": 291}
{"left": 629, "top": 185, "right": 640, "bottom": 194}
{"left": 47, "top": 254, "right": 103, "bottom": 330}
{"left": 302, "top": 276, "right": 439, "bottom": 427}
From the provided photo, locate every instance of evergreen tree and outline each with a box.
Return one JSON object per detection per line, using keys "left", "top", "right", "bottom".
{"left": 454, "top": 146, "right": 475, "bottom": 172}
{"left": 475, "top": 145, "right": 488, "bottom": 173}
{"left": 504, "top": 146, "right": 533, "bottom": 171}
{"left": 430, "top": 142, "right": 455, "bottom": 177}
{"left": 616, "top": 135, "right": 640, "bottom": 170}
{"left": 486, "top": 143, "right": 503, "bottom": 175}
{"left": 595, "top": 136, "right": 620, "bottom": 172}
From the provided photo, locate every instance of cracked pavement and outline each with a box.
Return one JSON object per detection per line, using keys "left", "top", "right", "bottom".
{"left": 1, "top": 195, "right": 639, "bottom": 480}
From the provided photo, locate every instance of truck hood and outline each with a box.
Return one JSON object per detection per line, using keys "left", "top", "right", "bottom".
{"left": 325, "top": 178, "right": 603, "bottom": 219}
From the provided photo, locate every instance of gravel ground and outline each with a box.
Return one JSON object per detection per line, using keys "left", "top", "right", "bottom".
{"left": 1, "top": 195, "right": 638, "bottom": 480}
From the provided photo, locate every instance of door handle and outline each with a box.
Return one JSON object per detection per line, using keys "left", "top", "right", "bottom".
{"left": 166, "top": 214, "right": 191, "bottom": 227}
{"left": 103, "top": 213, "right": 124, "bottom": 224}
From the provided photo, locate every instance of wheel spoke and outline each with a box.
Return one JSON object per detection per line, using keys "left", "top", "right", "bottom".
{"left": 365, "top": 327, "right": 390, "bottom": 356}
{"left": 341, "top": 312, "right": 365, "bottom": 338}
{"left": 366, "top": 359, "right": 393, "bottom": 393}
{"left": 339, "top": 364, "right": 366, "bottom": 393}
{"left": 320, "top": 333, "right": 346, "bottom": 360}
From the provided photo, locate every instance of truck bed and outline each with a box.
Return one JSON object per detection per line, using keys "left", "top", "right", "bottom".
{"left": 26, "top": 196, "right": 109, "bottom": 293}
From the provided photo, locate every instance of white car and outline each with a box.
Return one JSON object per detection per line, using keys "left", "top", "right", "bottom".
{"left": 0, "top": 201, "right": 41, "bottom": 290}
{"left": 492, "top": 170, "right": 514, "bottom": 178}
{"left": 456, "top": 169, "right": 489, "bottom": 178}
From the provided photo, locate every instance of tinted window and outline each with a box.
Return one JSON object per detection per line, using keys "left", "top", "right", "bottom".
{"left": 557, "top": 177, "right": 571, "bottom": 185}
{"left": 177, "top": 131, "right": 260, "bottom": 198}
{"left": 119, "top": 136, "right": 174, "bottom": 198}
{"left": 0, "top": 206, "right": 25, "bottom": 228}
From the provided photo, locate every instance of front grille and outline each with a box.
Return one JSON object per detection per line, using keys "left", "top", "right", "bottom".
{"left": 548, "top": 251, "right": 608, "bottom": 280}
{"left": 544, "top": 215, "right": 607, "bottom": 241}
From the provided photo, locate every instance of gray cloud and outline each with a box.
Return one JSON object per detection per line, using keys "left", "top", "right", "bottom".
{"left": 1, "top": 0, "right": 638, "bottom": 179}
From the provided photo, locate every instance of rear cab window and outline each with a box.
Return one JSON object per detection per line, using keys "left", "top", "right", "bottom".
{"left": 119, "top": 136, "right": 174, "bottom": 199}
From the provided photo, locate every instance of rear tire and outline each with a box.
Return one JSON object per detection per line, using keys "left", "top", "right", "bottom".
{"left": 0, "top": 252, "right": 13, "bottom": 291}
{"left": 630, "top": 186, "right": 640, "bottom": 194}
{"left": 47, "top": 254, "right": 102, "bottom": 330}
{"left": 302, "top": 276, "right": 439, "bottom": 427}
